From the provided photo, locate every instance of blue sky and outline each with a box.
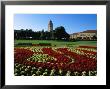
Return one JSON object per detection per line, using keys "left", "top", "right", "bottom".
{"left": 14, "top": 14, "right": 97, "bottom": 34}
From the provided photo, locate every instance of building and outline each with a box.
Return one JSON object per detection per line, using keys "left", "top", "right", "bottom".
{"left": 70, "top": 30, "right": 97, "bottom": 40}
{"left": 48, "top": 20, "right": 53, "bottom": 32}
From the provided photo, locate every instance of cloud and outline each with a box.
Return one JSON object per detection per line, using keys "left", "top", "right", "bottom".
{"left": 80, "top": 24, "right": 91, "bottom": 26}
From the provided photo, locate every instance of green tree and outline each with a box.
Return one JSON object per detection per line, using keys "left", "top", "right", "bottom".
{"left": 92, "top": 35, "right": 97, "bottom": 40}
{"left": 54, "top": 26, "right": 70, "bottom": 40}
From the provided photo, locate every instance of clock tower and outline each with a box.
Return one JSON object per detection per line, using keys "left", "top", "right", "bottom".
{"left": 48, "top": 20, "right": 53, "bottom": 32}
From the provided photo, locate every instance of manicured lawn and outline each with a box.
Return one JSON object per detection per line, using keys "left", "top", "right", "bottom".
{"left": 15, "top": 40, "right": 96, "bottom": 47}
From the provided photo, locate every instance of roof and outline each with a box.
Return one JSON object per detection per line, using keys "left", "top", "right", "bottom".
{"left": 70, "top": 30, "right": 97, "bottom": 35}
{"left": 80, "top": 30, "right": 97, "bottom": 33}
{"left": 70, "top": 33, "right": 78, "bottom": 36}
{"left": 72, "top": 33, "right": 78, "bottom": 35}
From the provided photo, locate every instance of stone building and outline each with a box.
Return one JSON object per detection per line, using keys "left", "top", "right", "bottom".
{"left": 70, "top": 30, "right": 97, "bottom": 40}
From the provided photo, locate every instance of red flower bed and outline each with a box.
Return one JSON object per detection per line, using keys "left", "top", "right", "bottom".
{"left": 14, "top": 48, "right": 34, "bottom": 63}
{"left": 14, "top": 47, "right": 97, "bottom": 73}
{"left": 57, "top": 48, "right": 97, "bottom": 71}
{"left": 42, "top": 48, "right": 71, "bottom": 63}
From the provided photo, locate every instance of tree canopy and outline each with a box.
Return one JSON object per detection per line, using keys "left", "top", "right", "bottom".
{"left": 54, "top": 26, "right": 70, "bottom": 40}
{"left": 14, "top": 26, "right": 70, "bottom": 40}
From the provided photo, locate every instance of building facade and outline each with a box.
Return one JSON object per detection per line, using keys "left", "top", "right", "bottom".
{"left": 70, "top": 30, "right": 97, "bottom": 40}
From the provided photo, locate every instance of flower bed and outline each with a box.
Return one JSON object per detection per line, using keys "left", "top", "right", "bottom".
{"left": 14, "top": 46, "right": 97, "bottom": 76}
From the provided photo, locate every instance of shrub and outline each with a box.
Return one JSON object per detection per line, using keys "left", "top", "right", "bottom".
{"left": 38, "top": 43, "right": 51, "bottom": 46}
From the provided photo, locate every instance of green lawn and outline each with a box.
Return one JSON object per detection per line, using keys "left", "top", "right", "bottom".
{"left": 15, "top": 40, "right": 97, "bottom": 47}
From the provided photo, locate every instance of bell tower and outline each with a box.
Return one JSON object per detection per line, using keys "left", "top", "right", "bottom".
{"left": 48, "top": 20, "right": 53, "bottom": 32}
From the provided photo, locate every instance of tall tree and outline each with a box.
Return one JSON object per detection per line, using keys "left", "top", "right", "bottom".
{"left": 54, "top": 26, "right": 70, "bottom": 40}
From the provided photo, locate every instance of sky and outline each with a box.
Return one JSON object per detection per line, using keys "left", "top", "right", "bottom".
{"left": 14, "top": 14, "right": 97, "bottom": 34}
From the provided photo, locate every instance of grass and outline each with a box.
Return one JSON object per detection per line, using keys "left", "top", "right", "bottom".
{"left": 15, "top": 40, "right": 97, "bottom": 47}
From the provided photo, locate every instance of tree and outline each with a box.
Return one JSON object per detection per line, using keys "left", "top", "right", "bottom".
{"left": 54, "top": 26, "right": 70, "bottom": 40}
{"left": 40, "top": 29, "right": 45, "bottom": 40}
{"left": 43, "top": 31, "right": 51, "bottom": 40}
{"left": 35, "top": 31, "right": 41, "bottom": 40}
{"left": 92, "top": 35, "right": 97, "bottom": 40}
